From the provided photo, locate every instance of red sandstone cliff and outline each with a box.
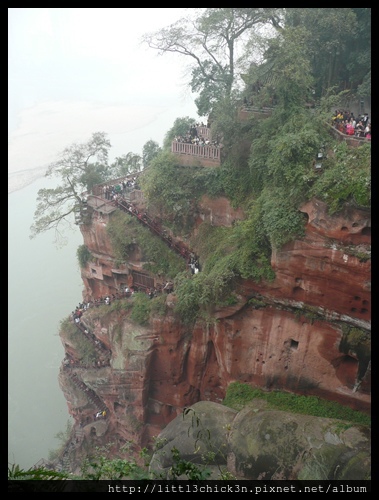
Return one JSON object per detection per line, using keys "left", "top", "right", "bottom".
{"left": 58, "top": 195, "right": 370, "bottom": 470}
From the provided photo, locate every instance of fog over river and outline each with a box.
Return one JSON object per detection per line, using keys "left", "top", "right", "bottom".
{"left": 8, "top": 7, "right": 199, "bottom": 468}
{"left": 8, "top": 175, "right": 83, "bottom": 468}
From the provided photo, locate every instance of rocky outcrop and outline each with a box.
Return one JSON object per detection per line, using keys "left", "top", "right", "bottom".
{"left": 149, "top": 400, "right": 371, "bottom": 480}
{"left": 57, "top": 194, "right": 370, "bottom": 472}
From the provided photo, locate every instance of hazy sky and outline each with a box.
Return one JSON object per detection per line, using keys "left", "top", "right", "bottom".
{"left": 8, "top": 8, "right": 200, "bottom": 189}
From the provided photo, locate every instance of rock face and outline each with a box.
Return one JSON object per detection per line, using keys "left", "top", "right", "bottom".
{"left": 57, "top": 195, "right": 370, "bottom": 471}
{"left": 149, "top": 400, "right": 371, "bottom": 480}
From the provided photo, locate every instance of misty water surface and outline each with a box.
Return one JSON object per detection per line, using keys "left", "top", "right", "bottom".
{"left": 8, "top": 175, "right": 83, "bottom": 469}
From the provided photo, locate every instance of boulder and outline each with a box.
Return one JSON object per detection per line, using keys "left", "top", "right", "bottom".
{"left": 149, "top": 400, "right": 371, "bottom": 480}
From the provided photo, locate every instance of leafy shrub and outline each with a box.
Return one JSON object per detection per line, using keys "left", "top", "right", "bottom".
{"left": 60, "top": 317, "right": 97, "bottom": 364}
{"left": 130, "top": 292, "right": 151, "bottom": 325}
{"left": 109, "top": 299, "right": 130, "bottom": 313}
{"left": 310, "top": 142, "right": 371, "bottom": 213}
{"left": 77, "top": 244, "right": 92, "bottom": 268}
{"left": 107, "top": 210, "right": 186, "bottom": 278}
{"left": 260, "top": 187, "right": 306, "bottom": 249}
{"left": 149, "top": 294, "right": 167, "bottom": 316}
{"left": 173, "top": 271, "right": 201, "bottom": 325}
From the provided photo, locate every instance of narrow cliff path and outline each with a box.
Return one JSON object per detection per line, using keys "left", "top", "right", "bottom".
{"left": 68, "top": 371, "right": 108, "bottom": 415}
{"left": 87, "top": 185, "right": 198, "bottom": 264}
{"left": 114, "top": 196, "right": 195, "bottom": 261}
{"left": 76, "top": 321, "right": 112, "bottom": 360}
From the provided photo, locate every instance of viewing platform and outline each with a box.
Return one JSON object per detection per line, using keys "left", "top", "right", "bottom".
{"left": 171, "top": 124, "right": 221, "bottom": 167}
{"left": 326, "top": 122, "right": 371, "bottom": 147}
{"left": 171, "top": 141, "right": 221, "bottom": 167}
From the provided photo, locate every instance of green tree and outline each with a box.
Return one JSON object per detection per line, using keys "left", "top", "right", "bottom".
{"left": 30, "top": 132, "right": 112, "bottom": 245}
{"left": 112, "top": 152, "right": 142, "bottom": 177}
{"left": 254, "top": 26, "right": 315, "bottom": 112}
{"left": 284, "top": 8, "right": 364, "bottom": 98}
{"left": 162, "top": 116, "right": 196, "bottom": 150}
{"left": 142, "top": 8, "right": 283, "bottom": 116}
{"left": 352, "top": 8, "right": 371, "bottom": 97}
{"left": 206, "top": 96, "right": 241, "bottom": 151}
{"left": 138, "top": 149, "right": 204, "bottom": 234}
{"left": 242, "top": 9, "right": 370, "bottom": 112}
{"left": 142, "top": 139, "right": 162, "bottom": 168}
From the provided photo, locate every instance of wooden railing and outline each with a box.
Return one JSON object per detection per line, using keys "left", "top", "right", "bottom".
{"left": 171, "top": 141, "right": 221, "bottom": 161}
{"left": 91, "top": 175, "right": 139, "bottom": 196}
{"left": 196, "top": 126, "right": 211, "bottom": 139}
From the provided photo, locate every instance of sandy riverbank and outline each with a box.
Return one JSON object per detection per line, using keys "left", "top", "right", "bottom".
{"left": 8, "top": 166, "right": 47, "bottom": 194}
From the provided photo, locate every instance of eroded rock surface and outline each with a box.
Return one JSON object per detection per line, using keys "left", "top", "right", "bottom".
{"left": 57, "top": 197, "right": 370, "bottom": 472}
{"left": 149, "top": 401, "right": 371, "bottom": 480}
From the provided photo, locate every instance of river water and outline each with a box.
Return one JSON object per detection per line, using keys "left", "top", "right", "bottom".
{"left": 8, "top": 175, "right": 84, "bottom": 469}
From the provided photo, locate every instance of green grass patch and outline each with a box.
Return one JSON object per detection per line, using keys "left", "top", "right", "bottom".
{"left": 223, "top": 382, "right": 370, "bottom": 426}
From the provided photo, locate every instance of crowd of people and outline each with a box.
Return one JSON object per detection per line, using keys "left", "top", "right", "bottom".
{"left": 103, "top": 176, "right": 139, "bottom": 201}
{"left": 70, "top": 259, "right": 200, "bottom": 325}
{"left": 331, "top": 110, "right": 371, "bottom": 139}
{"left": 70, "top": 278, "right": 180, "bottom": 323}
{"left": 174, "top": 123, "right": 221, "bottom": 147}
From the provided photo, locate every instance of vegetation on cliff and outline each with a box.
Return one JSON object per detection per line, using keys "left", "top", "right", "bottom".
{"left": 107, "top": 210, "right": 186, "bottom": 277}
{"left": 30, "top": 8, "right": 370, "bottom": 249}
{"left": 137, "top": 111, "right": 370, "bottom": 324}
{"left": 19, "top": 8, "right": 370, "bottom": 482}
{"left": 223, "top": 382, "right": 370, "bottom": 426}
